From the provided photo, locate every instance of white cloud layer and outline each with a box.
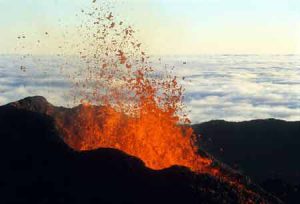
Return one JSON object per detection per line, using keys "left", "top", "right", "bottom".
{"left": 0, "top": 54, "right": 299, "bottom": 123}
{"left": 158, "top": 54, "right": 300, "bottom": 123}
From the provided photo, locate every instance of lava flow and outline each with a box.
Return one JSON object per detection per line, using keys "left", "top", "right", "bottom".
{"left": 53, "top": 2, "right": 216, "bottom": 174}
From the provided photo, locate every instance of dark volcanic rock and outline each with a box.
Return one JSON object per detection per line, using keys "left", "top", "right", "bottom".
{"left": 9, "top": 96, "right": 53, "bottom": 113}
{"left": 193, "top": 120, "right": 300, "bottom": 203}
{"left": 0, "top": 97, "right": 282, "bottom": 204}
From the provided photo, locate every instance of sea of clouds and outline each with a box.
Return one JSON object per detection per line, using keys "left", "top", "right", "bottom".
{"left": 0, "top": 54, "right": 299, "bottom": 123}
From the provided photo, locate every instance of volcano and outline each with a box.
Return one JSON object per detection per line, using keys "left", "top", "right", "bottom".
{"left": 0, "top": 96, "right": 282, "bottom": 204}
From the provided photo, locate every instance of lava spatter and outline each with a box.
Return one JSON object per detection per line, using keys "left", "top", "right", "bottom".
{"left": 52, "top": 2, "right": 215, "bottom": 174}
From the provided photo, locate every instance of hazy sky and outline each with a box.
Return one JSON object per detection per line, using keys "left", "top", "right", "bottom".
{"left": 0, "top": 0, "right": 299, "bottom": 55}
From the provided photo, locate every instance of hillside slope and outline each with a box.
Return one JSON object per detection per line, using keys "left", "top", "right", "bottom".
{"left": 193, "top": 120, "right": 300, "bottom": 203}
{"left": 0, "top": 96, "right": 281, "bottom": 204}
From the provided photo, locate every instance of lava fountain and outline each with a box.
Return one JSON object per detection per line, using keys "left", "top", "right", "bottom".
{"left": 53, "top": 2, "right": 215, "bottom": 174}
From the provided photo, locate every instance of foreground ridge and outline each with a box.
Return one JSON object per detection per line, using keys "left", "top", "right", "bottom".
{"left": 0, "top": 96, "right": 283, "bottom": 204}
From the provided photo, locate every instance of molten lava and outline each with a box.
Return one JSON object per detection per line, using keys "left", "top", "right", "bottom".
{"left": 53, "top": 2, "right": 216, "bottom": 174}
{"left": 56, "top": 101, "right": 213, "bottom": 172}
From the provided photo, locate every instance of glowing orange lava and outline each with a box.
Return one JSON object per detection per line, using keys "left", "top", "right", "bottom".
{"left": 54, "top": 3, "right": 217, "bottom": 175}
{"left": 56, "top": 98, "right": 213, "bottom": 172}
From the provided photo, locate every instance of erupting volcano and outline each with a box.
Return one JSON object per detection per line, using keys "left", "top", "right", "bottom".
{"left": 50, "top": 3, "right": 216, "bottom": 174}
{"left": 2, "top": 0, "right": 297, "bottom": 203}
{"left": 10, "top": 3, "right": 272, "bottom": 201}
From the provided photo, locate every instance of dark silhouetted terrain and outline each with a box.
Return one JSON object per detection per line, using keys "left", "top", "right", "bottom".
{"left": 193, "top": 120, "right": 300, "bottom": 203}
{"left": 0, "top": 96, "right": 281, "bottom": 204}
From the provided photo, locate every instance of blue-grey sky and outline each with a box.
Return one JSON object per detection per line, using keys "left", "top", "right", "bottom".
{"left": 0, "top": 0, "right": 299, "bottom": 54}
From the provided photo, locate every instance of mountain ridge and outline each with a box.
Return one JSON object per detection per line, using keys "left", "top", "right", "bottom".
{"left": 0, "top": 96, "right": 282, "bottom": 204}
